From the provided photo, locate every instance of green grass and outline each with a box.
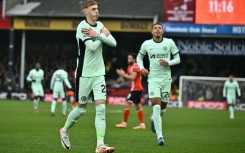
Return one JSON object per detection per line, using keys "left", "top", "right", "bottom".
{"left": 0, "top": 100, "right": 245, "bottom": 153}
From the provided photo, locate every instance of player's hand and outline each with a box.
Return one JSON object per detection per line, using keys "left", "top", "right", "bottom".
{"left": 141, "top": 68, "right": 149, "bottom": 76}
{"left": 32, "top": 79, "right": 36, "bottom": 82}
{"left": 101, "top": 27, "right": 110, "bottom": 36}
{"left": 159, "top": 59, "right": 169, "bottom": 66}
{"left": 82, "top": 28, "right": 99, "bottom": 38}
{"left": 116, "top": 68, "right": 125, "bottom": 76}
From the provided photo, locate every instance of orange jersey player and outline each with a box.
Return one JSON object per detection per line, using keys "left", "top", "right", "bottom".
{"left": 116, "top": 53, "right": 145, "bottom": 130}
{"left": 127, "top": 62, "right": 143, "bottom": 92}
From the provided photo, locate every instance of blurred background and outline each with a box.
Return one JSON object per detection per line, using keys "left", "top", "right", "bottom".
{"left": 0, "top": 0, "right": 245, "bottom": 110}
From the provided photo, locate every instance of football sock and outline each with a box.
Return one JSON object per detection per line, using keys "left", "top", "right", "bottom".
{"left": 137, "top": 109, "right": 145, "bottom": 123}
{"left": 51, "top": 100, "right": 57, "bottom": 113}
{"left": 161, "top": 109, "right": 166, "bottom": 117}
{"left": 95, "top": 104, "right": 106, "bottom": 147}
{"left": 153, "top": 105, "right": 162, "bottom": 138}
{"left": 63, "top": 107, "right": 86, "bottom": 132}
{"left": 229, "top": 106, "right": 234, "bottom": 117}
{"left": 62, "top": 100, "right": 67, "bottom": 115}
{"left": 33, "top": 98, "right": 38, "bottom": 110}
{"left": 123, "top": 108, "right": 130, "bottom": 122}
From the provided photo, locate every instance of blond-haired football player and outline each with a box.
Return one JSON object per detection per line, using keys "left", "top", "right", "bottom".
{"left": 59, "top": 1, "right": 116, "bottom": 152}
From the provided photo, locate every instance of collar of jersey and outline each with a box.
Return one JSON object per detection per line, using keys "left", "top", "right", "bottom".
{"left": 153, "top": 37, "right": 163, "bottom": 43}
{"left": 85, "top": 19, "right": 97, "bottom": 27}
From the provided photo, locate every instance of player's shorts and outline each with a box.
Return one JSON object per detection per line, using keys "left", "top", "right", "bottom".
{"left": 126, "top": 90, "right": 142, "bottom": 104}
{"left": 226, "top": 95, "right": 236, "bottom": 104}
{"left": 53, "top": 89, "right": 65, "bottom": 99}
{"left": 148, "top": 81, "right": 171, "bottom": 103}
{"left": 31, "top": 85, "right": 44, "bottom": 97}
{"left": 76, "top": 76, "right": 106, "bottom": 104}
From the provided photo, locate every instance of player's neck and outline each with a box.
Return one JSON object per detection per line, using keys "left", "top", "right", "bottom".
{"left": 153, "top": 36, "right": 163, "bottom": 43}
{"left": 86, "top": 18, "right": 97, "bottom": 26}
{"left": 129, "top": 62, "right": 135, "bottom": 65}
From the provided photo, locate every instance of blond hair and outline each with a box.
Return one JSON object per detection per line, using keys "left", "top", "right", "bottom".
{"left": 81, "top": 0, "right": 97, "bottom": 10}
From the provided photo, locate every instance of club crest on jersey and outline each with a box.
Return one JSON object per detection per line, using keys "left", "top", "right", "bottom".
{"left": 163, "top": 46, "right": 167, "bottom": 51}
{"left": 81, "top": 96, "right": 87, "bottom": 101}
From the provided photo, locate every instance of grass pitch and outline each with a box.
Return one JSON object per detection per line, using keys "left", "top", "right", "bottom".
{"left": 0, "top": 100, "right": 245, "bottom": 153}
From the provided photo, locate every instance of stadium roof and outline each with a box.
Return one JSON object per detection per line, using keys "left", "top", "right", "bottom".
{"left": 6, "top": 0, "right": 163, "bottom": 19}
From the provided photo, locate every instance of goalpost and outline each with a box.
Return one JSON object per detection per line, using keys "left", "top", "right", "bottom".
{"left": 179, "top": 76, "right": 245, "bottom": 110}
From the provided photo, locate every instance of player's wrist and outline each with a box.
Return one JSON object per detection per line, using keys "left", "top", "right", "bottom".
{"left": 98, "top": 33, "right": 104, "bottom": 39}
{"left": 95, "top": 33, "right": 100, "bottom": 38}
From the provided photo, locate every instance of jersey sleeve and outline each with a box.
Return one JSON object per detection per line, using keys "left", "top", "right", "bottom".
{"left": 50, "top": 73, "right": 55, "bottom": 90}
{"left": 97, "top": 22, "right": 117, "bottom": 47}
{"left": 137, "top": 41, "right": 147, "bottom": 70}
{"left": 223, "top": 81, "right": 227, "bottom": 97}
{"left": 98, "top": 33, "right": 117, "bottom": 47}
{"left": 236, "top": 81, "right": 241, "bottom": 97}
{"left": 170, "top": 39, "right": 179, "bottom": 55}
{"left": 63, "top": 71, "right": 72, "bottom": 89}
{"left": 132, "top": 64, "right": 140, "bottom": 73}
{"left": 139, "top": 41, "right": 147, "bottom": 56}
{"left": 26, "top": 70, "right": 33, "bottom": 81}
{"left": 41, "top": 70, "right": 44, "bottom": 80}
{"left": 168, "top": 53, "right": 180, "bottom": 66}
{"left": 76, "top": 23, "right": 91, "bottom": 42}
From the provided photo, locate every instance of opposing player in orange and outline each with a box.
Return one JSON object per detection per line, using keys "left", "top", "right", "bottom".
{"left": 116, "top": 53, "right": 145, "bottom": 130}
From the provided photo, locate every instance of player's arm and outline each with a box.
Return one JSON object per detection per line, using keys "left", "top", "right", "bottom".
{"left": 168, "top": 53, "right": 181, "bottom": 66}
{"left": 84, "top": 39, "right": 102, "bottom": 52}
{"left": 136, "top": 42, "right": 147, "bottom": 71}
{"left": 82, "top": 28, "right": 102, "bottom": 52}
{"left": 97, "top": 27, "right": 117, "bottom": 47}
{"left": 116, "top": 69, "right": 137, "bottom": 81}
{"left": 223, "top": 82, "right": 227, "bottom": 98}
{"left": 50, "top": 74, "right": 55, "bottom": 90}
{"left": 64, "top": 72, "right": 72, "bottom": 89}
{"left": 124, "top": 72, "right": 137, "bottom": 80}
{"left": 41, "top": 70, "right": 44, "bottom": 81}
{"left": 168, "top": 39, "right": 181, "bottom": 66}
{"left": 26, "top": 71, "right": 34, "bottom": 82}
{"left": 136, "top": 53, "right": 145, "bottom": 70}
{"left": 77, "top": 25, "right": 102, "bottom": 52}
{"left": 236, "top": 82, "right": 241, "bottom": 98}
{"left": 137, "top": 42, "right": 149, "bottom": 76}
{"left": 41, "top": 70, "right": 45, "bottom": 85}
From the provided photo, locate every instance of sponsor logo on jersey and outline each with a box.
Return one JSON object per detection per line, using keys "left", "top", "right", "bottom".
{"left": 149, "top": 54, "right": 169, "bottom": 59}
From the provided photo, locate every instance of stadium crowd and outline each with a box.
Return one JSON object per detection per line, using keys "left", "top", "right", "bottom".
{"left": 1, "top": 48, "right": 244, "bottom": 95}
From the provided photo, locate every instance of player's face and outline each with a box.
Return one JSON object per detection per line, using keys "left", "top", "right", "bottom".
{"left": 127, "top": 55, "right": 135, "bottom": 65}
{"left": 35, "top": 63, "right": 40, "bottom": 69}
{"left": 229, "top": 75, "right": 234, "bottom": 82}
{"left": 84, "top": 5, "right": 99, "bottom": 21}
{"left": 151, "top": 24, "right": 163, "bottom": 38}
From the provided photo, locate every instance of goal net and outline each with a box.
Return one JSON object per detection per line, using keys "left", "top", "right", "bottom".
{"left": 179, "top": 76, "right": 245, "bottom": 110}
